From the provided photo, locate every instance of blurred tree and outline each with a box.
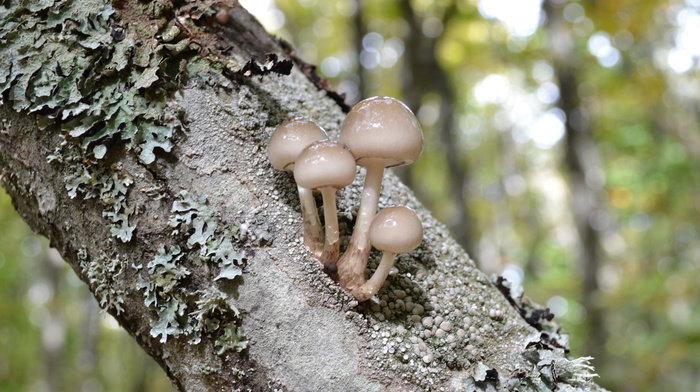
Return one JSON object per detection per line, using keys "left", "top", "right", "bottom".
{"left": 398, "top": 0, "right": 475, "bottom": 256}
{"left": 543, "top": 0, "right": 607, "bottom": 365}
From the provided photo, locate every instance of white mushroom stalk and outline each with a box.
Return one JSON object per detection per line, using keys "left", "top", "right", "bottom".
{"left": 294, "top": 140, "right": 357, "bottom": 264}
{"left": 267, "top": 119, "right": 328, "bottom": 258}
{"left": 351, "top": 206, "right": 423, "bottom": 301}
{"left": 336, "top": 97, "right": 423, "bottom": 291}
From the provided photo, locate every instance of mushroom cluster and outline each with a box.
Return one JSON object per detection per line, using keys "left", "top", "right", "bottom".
{"left": 268, "top": 96, "right": 424, "bottom": 302}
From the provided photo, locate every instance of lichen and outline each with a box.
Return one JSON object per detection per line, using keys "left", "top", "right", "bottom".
{"left": 137, "top": 190, "right": 247, "bottom": 349}
{"left": 0, "top": 0, "right": 215, "bottom": 245}
{"left": 0, "top": 0, "right": 191, "bottom": 164}
{"left": 50, "top": 145, "right": 136, "bottom": 242}
{"left": 139, "top": 245, "right": 189, "bottom": 307}
{"left": 215, "top": 322, "right": 248, "bottom": 355}
{"left": 2, "top": 0, "right": 252, "bottom": 357}
{"left": 168, "top": 190, "right": 246, "bottom": 274}
{"left": 78, "top": 247, "right": 126, "bottom": 315}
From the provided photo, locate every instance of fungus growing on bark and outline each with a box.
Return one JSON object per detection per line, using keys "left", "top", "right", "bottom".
{"left": 336, "top": 96, "right": 423, "bottom": 291}
{"left": 294, "top": 140, "right": 357, "bottom": 263}
{"left": 351, "top": 206, "right": 423, "bottom": 301}
{"left": 268, "top": 119, "right": 328, "bottom": 257}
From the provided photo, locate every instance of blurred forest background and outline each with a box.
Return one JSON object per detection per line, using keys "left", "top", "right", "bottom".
{"left": 1, "top": 0, "right": 699, "bottom": 391}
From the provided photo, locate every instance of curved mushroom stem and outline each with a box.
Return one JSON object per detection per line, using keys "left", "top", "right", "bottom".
{"left": 350, "top": 252, "right": 397, "bottom": 302}
{"left": 298, "top": 185, "right": 324, "bottom": 258}
{"left": 336, "top": 158, "right": 385, "bottom": 290}
{"left": 320, "top": 187, "right": 340, "bottom": 263}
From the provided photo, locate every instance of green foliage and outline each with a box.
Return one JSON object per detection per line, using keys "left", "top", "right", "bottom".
{"left": 2, "top": 0, "right": 699, "bottom": 390}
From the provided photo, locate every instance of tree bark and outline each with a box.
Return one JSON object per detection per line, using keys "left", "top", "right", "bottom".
{"left": 0, "top": 1, "right": 606, "bottom": 390}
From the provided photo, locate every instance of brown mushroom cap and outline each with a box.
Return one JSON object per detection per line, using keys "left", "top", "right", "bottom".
{"left": 268, "top": 118, "right": 329, "bottom": 171}
{"left": 340, "top": 96, "right": 423, "bottom": 167}
{"left": 293, "top": 140, "right": 357, "bottom": 190}
{"left": 369, "top": 206, "right": 423, "bottom": 254}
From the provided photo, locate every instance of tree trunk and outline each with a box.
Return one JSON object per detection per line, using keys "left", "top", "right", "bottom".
{"left": 0, "top": 1, "right": 606, "bottom": 390}
{"left": 543, "top": 0, "right": 607, "bottom": 365}
{"left": 398, "top": 1, "right": 474, "bottom": 256}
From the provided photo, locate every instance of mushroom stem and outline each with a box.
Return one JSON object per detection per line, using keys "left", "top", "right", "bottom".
{"left": 320, "top": 187, "right": 340, "bottom": 263}
{"left": 298, "top": 185, "right": 324, "bottom": 258}
{"left": 336, "top": 158, "right": 385, "bottom": 289}
{"left": 351, "top": 252, "right": 397, "bottom": 302}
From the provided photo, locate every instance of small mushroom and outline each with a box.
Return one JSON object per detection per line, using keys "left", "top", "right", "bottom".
{"left": 336, "top": 96, "right": 423, "bottom": 290}
{"left": 351, "top": 206, "right": 422, "bottom": 301}
{"left": 294, "top": 140, "right": 357, "bottom": 263}
{"left": 268, "top": 118, "right": 328, "bottom": 258}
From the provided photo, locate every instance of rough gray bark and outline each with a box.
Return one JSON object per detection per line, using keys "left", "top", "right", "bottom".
{"left": 0, "top": 1, "right": 606, "bottom": 391}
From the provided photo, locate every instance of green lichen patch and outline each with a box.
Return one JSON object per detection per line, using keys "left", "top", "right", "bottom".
{"left": 0, "top": 0, "right": 194, "bottom": 164}
{"left": 78, "top": 247, "right": 126, "bottom": 315}
{"left": 190, "top": 286, "right": 246, "bottom": 352}
{"left": 215, "top": 323, "right": 248, "bottom": 355}
{"left": 50, "top": 146, "right": 136, "bottom": 242}
{"left": 137, "top": 190, "right": 247, "bottom": 350}
{"left": 139, "top": 245, "right": 189, "bottom": 307}
{"left": 0, "top": 0, "right": 212, "bottom": 246}
{"left": 168, "top": 190, "right": 246, "bottom": 275}
{"left": 137, "top": 244, "right": 190, "bottom": 341}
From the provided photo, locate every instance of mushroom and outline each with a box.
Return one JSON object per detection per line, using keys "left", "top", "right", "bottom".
{"left": 351, "top": 206, "right": 422, "bottom": 301}
{"left": 294, "top": 140, "right": 357, "bottom": 263}
{"left": 335, "top": 96, "right": 423, "bottom": 290}
{"left": 268, "top": 118, "right": 328, "bottom": 258}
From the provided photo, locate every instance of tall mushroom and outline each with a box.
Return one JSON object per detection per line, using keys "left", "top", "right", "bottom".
{"left": 268, "top": 118, "right": 328, "bottom": 258}
{"left": 294, "top": 140, "right": 357, "bottom": 264}
{"left": 351, "top": 206, "right": 423, "bottom": 301}
{"left": 335, "top": 96, "right": 423, "bottom": 291}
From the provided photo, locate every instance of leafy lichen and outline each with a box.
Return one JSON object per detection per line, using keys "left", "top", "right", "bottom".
{"left": 137, "top": 190, "right": 247, "bottom": 350}
{"left": 51, "top": 147, "right": 136, "bottom": 242}
{"left": 1, "top": 0, "right": 252, "bottom": 358}
{"left": 78, "top": 247, "right": 126, "bottom": 315}
{"left": 215, "top": 323, "right": 248, "bottom": 355}
{"left": 1, "top": 0, "right": 210, "bottom": 244}
{"left": 137, "top": 244, "right": 190, "bottom": 342}
{"left": 0, "top": 0, "right": 190, "bottom": 164}
{"left": 168, "top": 190, "right": 246, "bottom": 275}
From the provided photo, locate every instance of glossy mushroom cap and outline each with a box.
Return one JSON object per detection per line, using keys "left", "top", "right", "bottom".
{"left": 268, "top": 118, "right": 329, "bottom": 171}
{"left": 369, "top": 206, "right": 423, "bottom": 254}
{"left": 350, "top": 205, "right": 423, "bottom": 301}
{"left": 340, "top": 96, "right": 423, "bottom": 168}
{"left": 293, "top": 140, "right": 357, "bottom": 190}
